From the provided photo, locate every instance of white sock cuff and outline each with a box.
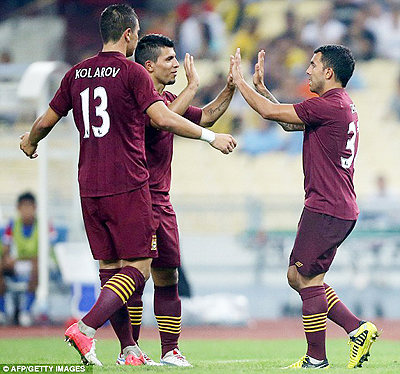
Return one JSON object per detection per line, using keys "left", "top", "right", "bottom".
{"left": 78, "top": 320, "right": 96, "bottom": 338}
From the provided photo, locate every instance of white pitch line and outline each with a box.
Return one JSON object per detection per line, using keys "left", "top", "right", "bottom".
{"left": 200, "top": 359, "right": 258, "bottom": 364}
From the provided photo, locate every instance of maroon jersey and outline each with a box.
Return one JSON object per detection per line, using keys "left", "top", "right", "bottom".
{"left": 49, "top": 51, "right": 162, "bottom": 197}
{"left": 293, "top": 88, "right": 359, "bottom": 220}
{"left": 145, "top": 90, "right": 202, "bottom": 205}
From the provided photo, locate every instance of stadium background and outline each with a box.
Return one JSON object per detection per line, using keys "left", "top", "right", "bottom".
{"left": 1, "top": 0, "right": 400, "bottom": 328}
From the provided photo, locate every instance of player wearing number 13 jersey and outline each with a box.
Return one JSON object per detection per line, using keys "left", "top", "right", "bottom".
{"left": 231, "top": 44, "right": 378, "bottom": 369}
{"left": 50, "top": 51, "right": 161, "bottom": 197}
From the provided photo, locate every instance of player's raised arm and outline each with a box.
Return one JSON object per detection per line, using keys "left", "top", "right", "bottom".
{"left": 146, "top": 101, "right": 237, "bottom": 155}
{"left": 231, "top": 48, "right": 303, "bottom": 125}
{"left": 199, "top": 58, "right": 236, "bottom": 127}
{"left": 252, "top": 50, "right": 305, "bottom": 132}
{"left": 167, "top": 53, "right": 200, "bottom": 115}
{"left": 19, "top": 107, "right": 61, "bottom": 158}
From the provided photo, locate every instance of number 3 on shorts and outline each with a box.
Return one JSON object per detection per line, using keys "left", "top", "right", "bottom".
{"left": 80, "top": 86, "right": 110, "bottom": 138}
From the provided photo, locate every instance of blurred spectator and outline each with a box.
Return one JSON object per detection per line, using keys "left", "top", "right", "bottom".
{"left": 253, "top": 9, "right": 310, "bottom": 101}
{"left": 218, "top": 0, "right": 246, "bottom": 33}
{"left": 301, "top": 3, "right": 347, "bottom": 48}
{"left": 0, "top": 192, "right": 56, "bottom": 326}
{"left": 258, "top": 36, "right": 311, "bottom": 100}
{"left": 365, "top": 0, "right": 400, "bottom": 61}
{"left": 342, "top": 8, "right": 376, "bottom": 61}
{"left": 202, "top": 1, "right": 226, "bottom": 57}
{"left": 176, "top": 1, "right": 208, "bottom": 59}
{"left": 231, "top": 17, "right": 262, "bottom": 61}
{"left": 141, "top": 11, "right": 176, "bottom": 38}
{"left": 280, "top": 9, "right": 302, "bottom": 41}
{"left": 258, "top": 38, "right": 291, "bottom": 92}
{"left": 332, "top": 0, "right": 366, "bottom": 26}
{"left": 177, "top": 0, "right": 226, "bottom": 59}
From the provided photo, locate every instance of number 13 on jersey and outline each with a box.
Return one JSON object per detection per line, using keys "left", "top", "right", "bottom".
{"left": 80, "top": 86, "right": 110, "bottom": 138}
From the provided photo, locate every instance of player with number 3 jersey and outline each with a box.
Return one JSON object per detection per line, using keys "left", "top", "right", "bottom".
{"left": 294, "top": 88, "right": 359, "bottom": 221}
{"left": 231, "top": 44, "right": 378, "bottom": 369}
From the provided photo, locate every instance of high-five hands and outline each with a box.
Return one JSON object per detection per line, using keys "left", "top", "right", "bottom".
{"left": 226, "top": 54, "right": 236, "bottom": 90}
{"left": 253, "top": 50, "right": 266, "bottom": 92}
{"left": 230, "top": 48, "right": 244, "bottom": 85}
{"left": 183, "top": 53, "right": 200, "bottom": 90}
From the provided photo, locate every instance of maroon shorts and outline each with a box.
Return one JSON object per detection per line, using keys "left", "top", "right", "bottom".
{"left": 289, "top": 208, "right": 356, "bottom": 276}
{"left": 151, "top": 204, "right": 180, "bottom": 268}
{"left": 81, "top": 184, "right": 157, "bottom": 261}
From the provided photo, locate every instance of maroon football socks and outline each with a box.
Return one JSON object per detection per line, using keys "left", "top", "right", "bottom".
{"left": 82, "top": 266, "right": 145, "bottom": 332}
{"left": 126, "top": 281, "right": 145, "bottom": 343}
{"left": 300, "top": 285, "right": 328, "bottom": 361}
{"left": 324, "top": 283, "right": 361, "bottom": 333}
{"left": 154, "top": 284, "right": 182, "bottom": 356}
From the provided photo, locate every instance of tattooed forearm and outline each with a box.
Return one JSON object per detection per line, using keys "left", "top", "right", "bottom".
{"left": 207, "top": 96, "right": 230, "bottom": 116}
{"left": 201, "top": 85, "right": 235, "bottom": 126}
{"left": 256, "top": 86, "right": 305, "bottom": 131}
{"left": 256, "top": 88, "right": 279, "bottom": 104}
{"left": 279, "top": 122, "right": 305, "bottom": 131}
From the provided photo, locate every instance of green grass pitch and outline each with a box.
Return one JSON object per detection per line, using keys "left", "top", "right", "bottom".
{"left": 0, "top": 337, "right": 399, "bottom": 373}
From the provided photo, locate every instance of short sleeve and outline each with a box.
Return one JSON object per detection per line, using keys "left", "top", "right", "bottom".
{"left": 294, "top": 97, "right": 332, "bottom": 127}
{"left": 129, "top": 63, "right": 162, "bottom": 112}
{"left": 49, "top": 70, "right": 73, "bottom": 117}
{"left": 163, "top": 91, "right": 202, "bottom": 125}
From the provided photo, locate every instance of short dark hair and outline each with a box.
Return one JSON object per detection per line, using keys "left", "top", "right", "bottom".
{"left": 314, "top": 45, "right": 355, "bottom": 87}
{"left": 135, "top": 34, "right": 175, "bottom": 66}
{"left": 100, "top": 4, "right": 138, "bottom": 44}
{"left": 17, "top": 192, "right": 36, "bottom": 206}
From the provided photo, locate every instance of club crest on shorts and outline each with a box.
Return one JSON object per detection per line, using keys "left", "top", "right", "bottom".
{"left": 151, "top": 234, "right": 157, "bottom": 251}
{"left": 295, "top": 261, "right": 303, "bottom": 268}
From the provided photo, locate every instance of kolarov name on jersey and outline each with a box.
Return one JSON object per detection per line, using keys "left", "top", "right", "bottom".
{"left": 75, "top": 67, "right": 121, "bottom": 79}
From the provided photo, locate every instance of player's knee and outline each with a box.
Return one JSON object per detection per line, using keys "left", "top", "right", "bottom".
{"left": 152, "top": 267, "right": 178, "bottom": 287}
{"left": 287, "top": 266, "right": 300, "bottom": 291}
{"left": 121, "top": 258, "right": 152, "bottom": 281}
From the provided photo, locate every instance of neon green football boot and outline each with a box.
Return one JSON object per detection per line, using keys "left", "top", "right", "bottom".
{"left": 283, "top": 355, "right": 330, "bottom": 369}
{"left": 348, "top": 321, "right": 379, "bottom": 368}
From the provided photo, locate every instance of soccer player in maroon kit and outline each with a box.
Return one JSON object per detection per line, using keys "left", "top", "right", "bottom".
{"left": 19, "top": 4, "right": 236, "bottom": 367}
{"left": 112, "top": 34, "right": 235, "bottom": 366}
{"left": 231, "top": 45, "right": 378, "bottom": 369}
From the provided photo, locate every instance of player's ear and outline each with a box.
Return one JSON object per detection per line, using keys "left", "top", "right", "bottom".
{"left": 123, "top": 28, "right": 131, "bottom": 43}
{"left": 325, "top": 67, "right": 334, "bottom": 80}
{"left": 145, "top": 60, "right": 154, "bottom": 73}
